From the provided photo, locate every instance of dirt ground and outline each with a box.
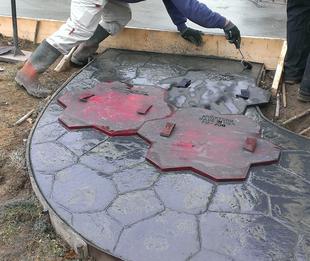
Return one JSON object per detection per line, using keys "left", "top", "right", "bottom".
{"left": 0, "top": 36, "right": 309, "bottom": 260}
{"left": 260, "top": 72, "right": 310, "bottom": 137}
{"left": 0, "top": 35, "right": 79, "bottom": 260}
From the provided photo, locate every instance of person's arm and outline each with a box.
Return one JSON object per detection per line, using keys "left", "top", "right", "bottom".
{"left": 164, "top": 0, "right": 241, "bottom": 48}
{"left": 162, "top": 0, "right": 187, "bottom": 32}
{"left": 163, "top": 0, "right": 205, "bottom": 46}
{"left": 169, "top": 0, "right": 227, "bottom": 29}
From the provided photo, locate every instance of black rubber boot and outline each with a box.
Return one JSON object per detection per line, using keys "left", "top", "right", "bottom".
{"left": 71, "top": 25, "right": 110, "bottom": 67}
{"left": 298, "top": 54, "right": 310, "bottom": 102}
{"left": 15, "top": 40, "right": 61, "bottom": 98}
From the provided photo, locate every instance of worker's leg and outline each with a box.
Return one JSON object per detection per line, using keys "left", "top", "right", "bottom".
{"left": 99, "top": 0, "right": 132, "bottom": 36}
{"left": 298, "top": 53, "right": 310, "bottom": 102}
{"left": 47, "top": 0, "right": 106, "bottom": 54}
{"left": 284, "top": 0, "right": 310, "bottom": 83}
{"left": 15, "top": 40, "right": 61, "bottom": 98}
{"left": 71, "top": 0, "right": 132, "bottom": 66}
{"left": 15, "top": 0, "right": 105, "bottom": 98}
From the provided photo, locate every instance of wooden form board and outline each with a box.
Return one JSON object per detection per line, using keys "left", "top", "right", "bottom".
{"left": 0, "top": 16, "right": 284, "bottom": 71}
{"left": 271, "top": 40, "right": 288, "bottom": 96}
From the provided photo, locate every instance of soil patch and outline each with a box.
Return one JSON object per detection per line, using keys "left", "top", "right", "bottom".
{"left": 260, "top": 72, "right": 310, "bottom": 138}
{"left": 0, "top": 35, "right": 79, "bottom": 260}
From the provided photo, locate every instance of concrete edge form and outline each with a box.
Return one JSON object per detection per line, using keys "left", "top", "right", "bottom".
{"left": 0, "top": 16, "right": 284, "bottom": 70}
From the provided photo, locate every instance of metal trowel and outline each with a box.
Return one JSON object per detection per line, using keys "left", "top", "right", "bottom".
{"left": 235, "top": 40, "right": 253, "bottom": 70}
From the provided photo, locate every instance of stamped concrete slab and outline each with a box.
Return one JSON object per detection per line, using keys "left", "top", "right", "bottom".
{"left": 199, "top": 212, "right": 298, "bottom": 260}
{"left": 28, "top": 49, "right": 310, "bottom": 260}
{"left": 112, "top": 164, "right": 160, "bottom": 194}
{"left": 250, "top": 165, "right": 310, "bottom": 198}
{"left": 72, "top": 212, "right": 122, "bottom": 253}
{"left": 80, "top": 136, "right": 148, "bottom": 175}
{"left": 32, "top": 122, "right": 67, "bottom": 144}
{"left": 37, "top": 103, "right": 64, "bottom": 127}
{"left": 58, "top": 129, "right": 108, "bottom": 157}
{"left": 155, "top": 174, "right": 213, "bottom": 214}
{"left": 295, "top": 236, "right": 310, "bottom": 260}
{"left": 90, "top": 49, "right": 264, "bottom": 92}
{"left": 107, "top": 190, "right": 164, "bottom": 226}
{"left": 167, "top": 75, "right": 270, "bottom": 114}
{"left": 52, "top": 164, "right": 117, "bottom": 213}
{"left": 279, "top": 151, "right": 310, "bottom": 182}
{"left": 270, "top": 196, "right": 310, "bottom": 234}
{"left": 34, "top": 173, "right": 54, "bottom": 199}
{"left": 209, "top": 184, "right": 269, "bottom": 215}
{"left": 190, "top": 249, "right": 234, "bottom": 261}
{"left": 115, "top": 210, "right": 199, "bottom": 261}
{"left": 31, "top": 142, "right": 77, "bottom": 174}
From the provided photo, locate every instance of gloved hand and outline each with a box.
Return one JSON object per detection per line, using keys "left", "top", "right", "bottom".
{"left": 181, "top": 27, "right": 204, "bottom": 47}
{"left": 224, "top": 21, "right": 241, "bottom": 49}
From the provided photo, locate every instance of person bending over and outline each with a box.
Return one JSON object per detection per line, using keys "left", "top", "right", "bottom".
{"left": 15, "top": 0, "right": 241, "bottom": 98}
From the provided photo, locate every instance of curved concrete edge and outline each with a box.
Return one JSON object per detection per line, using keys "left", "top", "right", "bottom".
{"left": 25, "top": 54, "right": 310, "bottom": 260}
{"left": 27, "top": 164, "right": 120, "bottom": 260}
{"left": 25, "top": 66, "right": 120, "bottom": 260}
{"left": 256, "top": 106, "right": 310, "bottom": 141}
{"left": 27, "top": 171, "right": 88, "bottom": 257}
{"left": 25, "top": 69, "right": 89, "bottom": 258}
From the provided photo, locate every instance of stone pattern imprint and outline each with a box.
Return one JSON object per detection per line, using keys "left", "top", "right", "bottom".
{"left": 138, "top": 108, "right": 280, "bottom": 181}
{"left": 89, "top": 49, "right": 269, "bottom": 115}
{"left": 29, "top": 49, "right": 310, "bottom": 261}
{"left": 58, "top": 81, "right": 173, "bottom": 136}
{"left": 167, "top": 73, "right": 270, "bottom": 114}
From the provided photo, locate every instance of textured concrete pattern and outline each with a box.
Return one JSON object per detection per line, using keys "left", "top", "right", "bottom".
{"left": 167, "top": 73, "right": 270, "bottom": 114}
{"left": 28, "top": 49, "right": 310, "bottom": 260}
{"left": 73, "top": 49, "right": 269, "bottom": 115}
{"left": 0, "top": 0, "right": 286, "bottom": 38}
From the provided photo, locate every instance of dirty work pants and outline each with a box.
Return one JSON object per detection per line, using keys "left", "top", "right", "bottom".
{"left": 46, "top": 0, "right": 131, "bottom": 54}
{"left": 284, "top": 0, "right": 310, "bottom": 88}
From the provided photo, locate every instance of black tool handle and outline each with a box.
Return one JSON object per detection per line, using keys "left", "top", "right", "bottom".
{"left": 11, "top": 0, "right": 24, "bottom": 56}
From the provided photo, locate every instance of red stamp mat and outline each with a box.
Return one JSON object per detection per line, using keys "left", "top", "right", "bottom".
{"left": 138, "top": 108, "right": 280, "bottom": 181}
{"left": 58, "top": 81, "right": 173, "bottom": 136}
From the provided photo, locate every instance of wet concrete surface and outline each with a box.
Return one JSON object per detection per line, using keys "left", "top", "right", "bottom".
{"left": 28, "top": 49, "right": 310, "bottom": 260}
{"left": 82, "top": 49, "right": 270, "bottom": 115}
{"left": 0, "top": 0, "right": 286, "bottom": 38}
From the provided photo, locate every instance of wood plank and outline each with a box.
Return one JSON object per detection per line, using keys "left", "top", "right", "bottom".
{"left": 271, "top": 40, "right": 287, "bottom": 96}
{"left": 35, "top": 19, "right": 64, "bottom": 43}
{"left": 0, "top": 16, "right": 37, "bottom": 42}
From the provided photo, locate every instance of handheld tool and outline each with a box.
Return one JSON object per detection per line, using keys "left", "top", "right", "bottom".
{"left": 54, "top": 46, "right": 77, "bottom": 72}
{"left": 235, "top": 40, "right": 252, "bottom": 70}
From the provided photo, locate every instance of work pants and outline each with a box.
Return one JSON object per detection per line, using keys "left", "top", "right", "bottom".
{"left": 46, "top": 0, "right": 132, "bottom": 54}
{"left": 300, "top": 54, "right": 310, "bottom": 94}
{"left": 284, "top": 0, "right": 310, "bottom": 87}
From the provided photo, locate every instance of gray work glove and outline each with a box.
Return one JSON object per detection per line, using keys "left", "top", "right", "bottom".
{"left": 224, "top": 21, "right": 241, "bottom": 49}
{"left": 181, "top": 27, "right": 204, "bottom": 46}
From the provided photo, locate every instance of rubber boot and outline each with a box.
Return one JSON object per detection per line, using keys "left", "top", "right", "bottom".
{"left": 298, "top": 54, "right": 310, "bottom": 102}
{"left": 15, "top": 40, "right": 61, "bottom": 98}
{"left": 71, "top": 25, "right": 110, "bottom": 67}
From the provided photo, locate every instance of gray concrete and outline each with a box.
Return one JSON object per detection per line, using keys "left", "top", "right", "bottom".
{"left": 0, "top": 0, "right": 286, "bottom": 38}
{"left": 28, "top": 49, "right": 310, "bottom": 260}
